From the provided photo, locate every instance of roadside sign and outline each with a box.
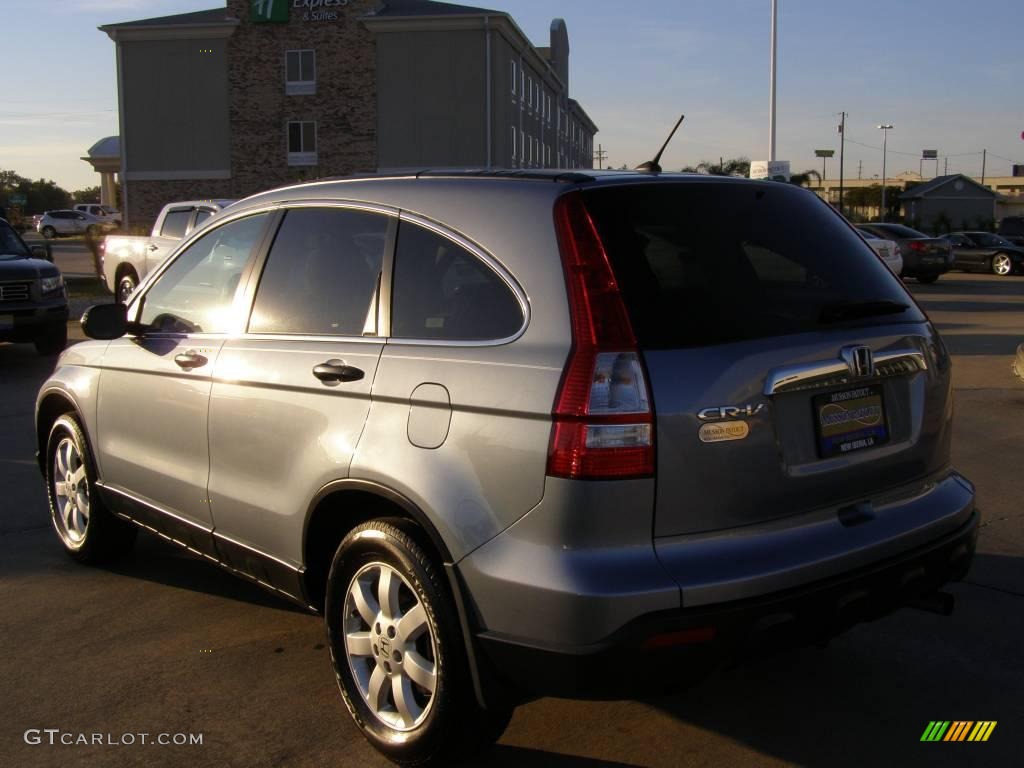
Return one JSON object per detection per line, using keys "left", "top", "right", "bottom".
{"left": 251, "top": 0, "right": 289, "bottom": 22}
{"left": 922, "top": 149, "right": 938, "bottom": 159}
{"left": 814, "top": 149, "right": 835, "bottom": 158}
{"left": 8, "top": 193, "right": 26, "bottom": 206}
{"left": 750, "top": 160, "right": 791, "bottom": 181}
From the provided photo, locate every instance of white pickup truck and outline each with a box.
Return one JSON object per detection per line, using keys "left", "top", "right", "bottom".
{"left": 102, "top": 199, "right": 233, "bottom": 302}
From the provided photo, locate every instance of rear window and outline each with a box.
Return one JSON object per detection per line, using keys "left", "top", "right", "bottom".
{"left": 582, "top": 182, "right": 923, "bottom": 349}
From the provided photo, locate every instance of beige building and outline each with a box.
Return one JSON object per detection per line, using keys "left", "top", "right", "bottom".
{"left": 101, "top": 0, "right": 598, "bottom": 227}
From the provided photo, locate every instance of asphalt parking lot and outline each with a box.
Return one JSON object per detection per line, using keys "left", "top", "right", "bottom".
{"left": 1, "top": 273, "right": 1021, "bottom": 767}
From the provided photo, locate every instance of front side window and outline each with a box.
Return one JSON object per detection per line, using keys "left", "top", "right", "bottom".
{"left": 288, "top": 121, "right": 317, "bottom": 166}
{"left": 139, "top": 213, "right": 270, "bottom": 335}
{"left": 249, "top": 207, "right": 388, "bottom": 336}
{"left": 391, "top": 221, "right": 523, "bottom": 341}
{"left": 160, "top": 208, "right": 193, "bottom": 239}
{"left": 285, "top": 49, "right": 315, "bottom": 95}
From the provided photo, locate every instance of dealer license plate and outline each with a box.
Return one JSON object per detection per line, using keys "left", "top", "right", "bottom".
{"left": 813, "top": 384, "right": 889, "bottom": 458}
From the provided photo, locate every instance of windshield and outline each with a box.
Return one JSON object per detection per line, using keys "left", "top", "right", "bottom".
{"left": 0, "top": 222, "right": 30, "bottom": 260}
{"left": 582, "top": 182, "right": 923, "bottom": 348}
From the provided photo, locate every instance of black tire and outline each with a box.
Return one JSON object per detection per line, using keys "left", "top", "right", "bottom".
{"left": 916, "top": 273, "right": 940, "bottom": 284}
{"left": 41, "top": 226, "right": 56, "bottom": 239}
{"left": 34, "top": 325, "right": 68, "bottom": 356}
{"left": 45, "top": 414, "right": 137, "bottom": 563}
{"left": 117, "top": 270, "right": 138, "bottom": 303}
{"left": 325, "top": 520, "right": 512, "bottom": 766}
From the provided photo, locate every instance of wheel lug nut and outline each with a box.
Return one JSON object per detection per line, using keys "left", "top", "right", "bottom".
{"left": 387, "top": 626, "right": 396, "bottom": 639}
{"left": 392, "top": 651, "right": 401, "bottom": 663}
{"left": 375, "top": 622, "right": 382, "bottom": 635}
{"left": 384, "top": 661, "right": 391, "bottom": 673}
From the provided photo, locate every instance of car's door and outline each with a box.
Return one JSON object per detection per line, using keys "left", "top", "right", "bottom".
{"left": 945, "top": 234, "right": 971, "bottom": 268}
{"left": 207, "top": 204, "right": 392, "bottom": 581}
{"left": 72, "top": 212, "right": 90, "bottom": 234}
{"left": 95, "top": 211, "right": 274, "bottom": 554}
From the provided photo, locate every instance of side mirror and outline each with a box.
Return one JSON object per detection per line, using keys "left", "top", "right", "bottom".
{"left": 30, "top": 244, "right": 53, "bottom": 262}
{"left": 81, "top": 303, "right": 129, "bottom": 340}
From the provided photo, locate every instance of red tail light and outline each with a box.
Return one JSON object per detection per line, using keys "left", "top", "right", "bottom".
{"left": 909, "top": 241, "right": 927, "bottom": 252}
{"left": 547, "top": 192, "right": 654, "bottom": 480}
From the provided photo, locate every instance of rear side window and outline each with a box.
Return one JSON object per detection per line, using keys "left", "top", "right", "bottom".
{"left": 391, "top": 222, "right": 523, "bottom": 341}
{"left": 249, "top": 208, "right": 388, "bottom": 336}
{"left": 193, "top": 209, "right": 214, "bottom": 229}
{"left": 582, "top": 183, "right": 923, "bottom": 348}
{"left": 161, "top": 208, "right": 193, "bottom": 239}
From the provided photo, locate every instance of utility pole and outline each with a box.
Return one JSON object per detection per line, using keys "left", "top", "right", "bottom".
{"left": 944, "top": 157, "right": 949, "bottom": 175}
{"left": 838, "top": 112, "right": 846, "bottom": 215}
{"left": 981, "top": 149, "right": 987, "bottom": 186}
{"left": 858, "top": 160, "right": 862, "bottom": 179}
{"left": 769, "top": 0, "right": 778, "bottom": 161}
{"left": 878, "top": 124, "right": 894, "bottom": 222}
{"left": 593, "top": 144, "right": 607, "bottom": 170}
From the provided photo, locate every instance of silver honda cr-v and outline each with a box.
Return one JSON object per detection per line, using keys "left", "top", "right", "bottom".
{"left": 36, "top": 171, "right": 978, "bottom": 765}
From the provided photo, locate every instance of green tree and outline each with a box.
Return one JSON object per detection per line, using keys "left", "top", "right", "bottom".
{"left": 681, "top": 157, "right": 751, "bottom": 177}
{"left": 72, "top": 186, "right": 102, "bottom": 204}
{"left": 789, "top": 169, "right": 821, "bottom": 187}
{"left": 1, "top": 169, "right": 71, "bottom": 214}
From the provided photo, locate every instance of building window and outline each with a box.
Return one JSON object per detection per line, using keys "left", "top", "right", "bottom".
{"left": 511, "top": 125, "right": 517, "bottom": 162}
{"left": 285, "top": 50, "right": 315, "bottom": 95}
{"left": 510, "top": 60, "right": 517, "bottom": 98}
{"left": 527, "top": 76, "right": 533, "bottom": 110}
{"left": 288, "top": 121, "right": 317, "bottom": 166}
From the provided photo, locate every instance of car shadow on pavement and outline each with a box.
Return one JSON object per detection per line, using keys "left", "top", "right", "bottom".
{"left": 640, "top": 555, "right": 1021, "bottom": 767}
{"left": 101, "top": 531, "right": 310, "bottom": 614}
{"left": 477, "top": 747, "right": 642, "bottom": 767}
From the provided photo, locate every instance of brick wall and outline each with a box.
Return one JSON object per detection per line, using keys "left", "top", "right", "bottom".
{"left": 225, "top": 0, "right": 379, "bottom": 196}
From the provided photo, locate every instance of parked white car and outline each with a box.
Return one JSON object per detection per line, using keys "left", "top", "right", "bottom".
{"left": 73, "top": 203, "right": 121, "bottom": 227}
{"left": 37, "top": 210, "right": 116, "bottom": 239}
{"left": 864, "top": 235, "right": 903, "bottom": 276}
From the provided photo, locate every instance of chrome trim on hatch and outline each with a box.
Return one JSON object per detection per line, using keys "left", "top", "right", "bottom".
{"left": 764, "top": 349, "right": 928, "bottom": 395}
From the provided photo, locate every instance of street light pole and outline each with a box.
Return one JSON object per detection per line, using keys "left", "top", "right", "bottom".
{"left": 878, "top": 123, "right": 894, "bottom": 222}
{"left": 769, "top": 0, "right": 777, "bottom": 161}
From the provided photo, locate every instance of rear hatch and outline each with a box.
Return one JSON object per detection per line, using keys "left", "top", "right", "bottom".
{"left": 582, "top": 181, "right": 950, "bottom": 536}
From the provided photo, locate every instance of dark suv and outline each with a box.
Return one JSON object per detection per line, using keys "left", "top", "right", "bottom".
{"left": 0, "top": 219, "right": 68, "bottom": 355}
{"left": 997, "top": 216, "right": 1024, "bottom": 248}
{"left": 37, "top": 172, "right": 977, "bottom": 765}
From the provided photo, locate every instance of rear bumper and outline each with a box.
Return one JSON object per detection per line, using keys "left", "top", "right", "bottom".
{"left": 477, "top": 508, "right": 978, "bottom": 700}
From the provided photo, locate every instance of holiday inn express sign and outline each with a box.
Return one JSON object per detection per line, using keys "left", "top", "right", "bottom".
{"left": 252, "top": 0, "right": 350, "bottom": 23}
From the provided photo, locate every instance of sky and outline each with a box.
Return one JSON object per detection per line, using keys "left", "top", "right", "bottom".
{"left": 1, "top": 0, "right": 1021, "bottom": 191}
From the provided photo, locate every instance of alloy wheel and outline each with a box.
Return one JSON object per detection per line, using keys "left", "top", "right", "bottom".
{"left": 52, "top": 437, "right": 90, "bottom": 543}
{"left": 343, "top": 562, "right": 437, "bottom": 731}
{"left": 992, "top": 254, "right": 1012, "bottom": 276}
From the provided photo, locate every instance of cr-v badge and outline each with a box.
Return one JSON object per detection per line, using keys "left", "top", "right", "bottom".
{"left": 697, "top": 404, "right": 766, "bottom": 422}
{"left": 697, "top": 403, "right": 765, "bottom": 443}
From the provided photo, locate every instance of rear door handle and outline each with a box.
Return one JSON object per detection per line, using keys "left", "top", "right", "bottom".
{"left": 174, "top": 350, "right": 208, "bottom": 370}
{"left": 312, "top": 359, "right": 365, "bottom": 383}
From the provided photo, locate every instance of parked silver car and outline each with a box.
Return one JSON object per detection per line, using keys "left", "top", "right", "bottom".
{"left": 37, "top": 209, "right": 115, "bottom": 239}
{"left": 36, "top": 171, "right": 978, "bottom": 765}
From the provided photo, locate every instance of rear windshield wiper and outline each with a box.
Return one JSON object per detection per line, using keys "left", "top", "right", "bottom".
{"left": 819, "top": 300, "right": 909, "bottom": 324}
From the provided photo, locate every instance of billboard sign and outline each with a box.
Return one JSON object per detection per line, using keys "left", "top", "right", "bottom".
{"left": 750, "top": 160, "right": 791, "bottom": 181}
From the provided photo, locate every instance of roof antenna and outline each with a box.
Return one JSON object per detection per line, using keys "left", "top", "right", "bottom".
{"left": 635, "top": 114, "right": 684, "bottom": 174}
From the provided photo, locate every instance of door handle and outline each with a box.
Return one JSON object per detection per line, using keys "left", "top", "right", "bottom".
{"left": 174, "top": 350, "right": 208, "bottom": 370}
{"left": 148, "top": 243, "right": 159, "bottom": 252}
{"left": 312, "top": 359, "right": 365, "bottom": 383}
